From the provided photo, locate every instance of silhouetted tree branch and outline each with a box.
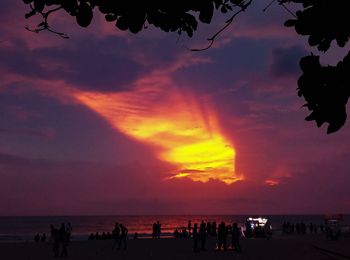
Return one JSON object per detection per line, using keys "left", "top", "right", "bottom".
{"left": 25, "top": 3, "right": 69, "bottom": 38}
{"left": 190, "top": 0, "right": 253, "bottom": 51}
{"left": 22, "top": 0, "right": 350, "bottom": 133}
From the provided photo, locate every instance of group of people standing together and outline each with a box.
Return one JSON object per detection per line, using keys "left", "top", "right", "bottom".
{"left": 50, "top": 223, "right": 72, "bottom": 257}
{"left": 112, "top": 222, "right": 129, "bottom": 250}
{"left": 152, "top": 221, "right": 161, "bottom": 238}
{"left": 186, "top": 220, "right": 241, "bottom": 253}
{"left": 282, "top": 221, "right": 324, "bottom": 234}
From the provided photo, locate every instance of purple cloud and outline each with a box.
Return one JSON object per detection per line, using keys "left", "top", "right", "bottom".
{"left": 0, "top": 127, "right": 54, "bottom": 138}
{"left": 270, "top": 45, "right": 307, "bottom": 77}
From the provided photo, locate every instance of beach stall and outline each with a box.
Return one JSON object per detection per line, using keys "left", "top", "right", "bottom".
{"left": 244, "top": 217, "right": 271, "bottom": 238}
{"left": 324, "top": 214, "right": 342, "bottom": 240}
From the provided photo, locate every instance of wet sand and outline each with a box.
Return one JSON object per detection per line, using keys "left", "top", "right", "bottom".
{"left": 1, "top": 234, "right": 350, "bottom": 260}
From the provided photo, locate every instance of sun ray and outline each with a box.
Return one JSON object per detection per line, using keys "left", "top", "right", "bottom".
{"left": 74, "top": 84, "right": 242, "bottom": 184}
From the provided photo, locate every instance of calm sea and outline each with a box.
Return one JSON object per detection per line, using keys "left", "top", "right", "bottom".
{"left": 0, "top": 215, "right": 349, "bottom": 242}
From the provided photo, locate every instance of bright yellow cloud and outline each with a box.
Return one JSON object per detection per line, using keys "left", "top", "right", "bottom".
{"left": 74, "top": 84, "right": 242, "bottom": 184}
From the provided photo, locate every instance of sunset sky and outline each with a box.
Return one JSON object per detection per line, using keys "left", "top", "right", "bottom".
{"left": 1, "top": 1, "right": 350, "bottom": 215}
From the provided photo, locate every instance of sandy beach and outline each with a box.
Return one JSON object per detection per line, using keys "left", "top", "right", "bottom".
{"left": 1, "top": 234, "right": 350, "bottom": 260}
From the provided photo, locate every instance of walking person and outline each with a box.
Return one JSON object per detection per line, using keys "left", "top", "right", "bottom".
{"left": 265, "top": 221, "right": 272, "bottom": 240}
{"left": 188, "top": 220, "right": 192, "bottom": 237}
{"left": 231, "top": 223, "right": 241, "bottom": 252}
{"left": 193, "top": 223, "right": 199, "bottom": 252}
{"left": 59, "top": 223, "right": 68, "bottom": 257}
{"left": 156, "top": 221, "right": 161, "bottom": 238}
{"left": 118, "top": 224, "right": 128, "bottom": 250}
{"left": 199, "top": 220, "right": 206, "bottom": 251}
{"left": 152, "top": 222, "right": 157, "bottom": 238}
{"left": 112, "top": 222, "right": 120, "bottom": 249}
{"left": 50, "top": 225, "right": 59, "bottom": 257}
{"left": 217, "top": 222, "right": 227, "bottom": 251}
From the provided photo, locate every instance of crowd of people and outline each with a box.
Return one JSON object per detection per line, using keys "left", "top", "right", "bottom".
{"left": 37, "top": 218, "right": 340, "bottom": 257}
{"left": 33, "top": 233, "right": 46, "bottom": 243}
{"left": 244, "top": 220, "right": 272, "bottom": 238}
{"left": 87, "top": 222, "right": 129, "bottom": 249}
{"left": 88, "top": 232, "right": 113, "bottom": 240}
{"left": 173, "top": 220, "right": 242, "bottom": 253}
{"left": 282, "top": 221, "right": 325, "bottom": 234}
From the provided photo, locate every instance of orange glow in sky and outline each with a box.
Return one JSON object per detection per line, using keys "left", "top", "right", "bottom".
{"left": 74, "top": 83, "right": 242, "bottom": 184}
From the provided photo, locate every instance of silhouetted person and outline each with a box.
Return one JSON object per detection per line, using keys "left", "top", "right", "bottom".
{"left": 88, "top": 233, "right": 95, "bottom": 240}
{"left": 206, "top": 222, "right": 211, "bottom": 236}
{"left": 199, "top": 220, "right": 206, "bottom": 250}
{"left": 50, "top": 225, "right": 59, "bottom": 257}
{"left": 156, "top": 221, "right": 161, "bottom": 238}
{"left": 188, "top": 220, "right": 192, "bottom": 237}
{"left": 309, "top": 223, "right": 314, "bottom": 233}
{"left": 182, "top": 227, "right": 188, "bottom": 238}
{"left": 296, "top": 222, "right": 301, "bottom": 234}
{"left": 174, "top": 228, "right": 179, "bottom": 238}
{"left": 134, "top": 232, "right": 138, "bottom": 239}
{"left": 41, "top": 233, "right": 46, "bottom": 243}
{"left": 118, "top": 224, "right": 128, "bottom": 250}
{"left": 217, "top": 222, "right": 227, "bottom": 251}
{"left": 265, "top": 221, "right": 272, "bottom": 240}
{"left": 282, "top": 221, "right": 287, "bottom": 234}
{"left": 212, "top": 221, "right": 217, "bottom": 236}
{"left": 66, "top": 223, "right": 72, "bottom": 244}
{"left": 193, "top": 223, "right": 199, "bottom": 252}
{"left": 245, "top": 220, "right": 252, "bottom": 238}
{"left": 59, "top": 223, "right": 68, "bottom": 257}
{"left": 320, "top": 223, "right": 325, "bottom": 233}
{"left": 112, "top": 222, "right": 120, "bottom": 249}
{"left": 231, "top": 223, "right": 241, "bottom": 252}
{"left": 152, "top": 222, "right": 157, "bottom": 238}
{"left": 34, "top": 233, "right": 40, "bottom": 243}
{"left": 301, "top": 221, "right": 306, "bottom": 234}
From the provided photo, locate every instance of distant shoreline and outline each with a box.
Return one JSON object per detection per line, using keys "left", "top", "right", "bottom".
{"left": 1, "top": 214, "right": 349, "bottom": 243}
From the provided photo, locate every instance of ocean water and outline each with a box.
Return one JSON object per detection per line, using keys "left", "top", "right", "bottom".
{"left": 0, "top": 215, "right": 349, "bottom": 242}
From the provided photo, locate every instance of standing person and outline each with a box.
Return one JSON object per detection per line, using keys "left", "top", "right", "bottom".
{"left": 212, "top": 221, "right": 217, "bottom": 236}
{"left": 206, "top": 222, "right": 211, "bottom": 237}
{"left": 188, "top": 220, "right": 192, "bottom": 237}
{"left": 156, "top": 221, "right": 161, "bottom": 238}
{"left": 193, "top": 223, "right": 199, "bottom": 252}
{"left": 112, "top": 222, "right": 120, "bottom": 249}
{"left": 59, "top": 223, "right": 68, "bottom": 257}
{"left": 265, "top": 221, "right": 272, "bottom": 240}
{"left": 231, "top": 223, "right": 241, "bottom": 252}
{"left": 118, "top": 224, "right": 128, "bottom": 250}
{"left": 301, "top": 221, "right": 306, "bottom": 234}
{"left": 217, "top": 222, "right": 227, "bottom": 251}
{"left": 41, "top": 233, "right": 46, "bottom": 243}
{"left": 66, "top": 223, "right": 72, "bottom": 244}
{"left": 50, "top": 225, "right": 59, "bottom": 257}
{"left": 152, "top": 222, "right": 157, "bottom": 238}
{"left": 34, "top": 233, "right": 40, "bottom": 243}
{"left": 199, "top": 220, "right": 206, "bottom": 251}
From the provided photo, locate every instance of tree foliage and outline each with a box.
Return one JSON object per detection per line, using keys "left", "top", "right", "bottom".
{"left": 22, "top": 0, "right": 350, "bottom": 133}
{"left": 282, "top": 0, "right": 350, "bottom": 133}
{"left": 23, "top": 0, "right": 250, "bottom": 36}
